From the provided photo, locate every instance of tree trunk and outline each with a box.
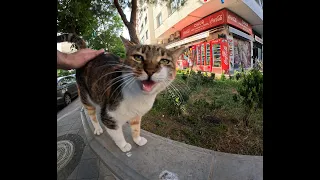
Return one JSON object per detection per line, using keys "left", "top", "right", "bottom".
{"left": 113, "top": 0, "right": 140, "bottom": 44}
{"left": 127, "top": 23, "right": 140, "bottom": 44}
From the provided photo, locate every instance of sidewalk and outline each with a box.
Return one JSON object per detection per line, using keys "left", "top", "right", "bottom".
{"left": 58, "top": 98, "right": 263, "bottom": 180}
{"left": 57, "top": 98, "right": 116, "bottom": 180}
{"left": 82, "top": 106, "right": 263, "bottom": 180}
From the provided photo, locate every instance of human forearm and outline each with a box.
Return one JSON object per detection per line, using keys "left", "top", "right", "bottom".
{"left": 57, "top": 50, "right": 69, "bottom": 70}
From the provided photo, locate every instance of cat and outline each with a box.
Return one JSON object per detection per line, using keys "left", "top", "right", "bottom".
{"left": 57, "top": 33, "right": 184, "bottom": 152}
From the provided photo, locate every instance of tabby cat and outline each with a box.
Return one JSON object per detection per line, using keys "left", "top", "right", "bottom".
{"left": 57, "top": 33, "right": 184, "bottom": 152}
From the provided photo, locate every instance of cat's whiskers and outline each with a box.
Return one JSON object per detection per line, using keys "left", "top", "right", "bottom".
{"left": 172, "top": 78, "right": 191, "bottom": 92}
{"left": 109, "top": 75, "right": 135, "bottom": 99}
{"left": 163, "top": 79, "right": 185, "bottom": 104}
{"left": 96, "top": 62, "right": 134, "bottom": 70}
{"left": 126, "top": 77, "right": 137, "bottom": 90}
{"left": 169, "top": 83, "right": 185, "bottom": 104}
{"left": 92, "top": 70, "right": 133, "bottom": 87}
{"left": 114, "top": 76, "right": 136, "bottom": 100}
{"left": 101, "top": 73, "right": 134, "bottom": 96}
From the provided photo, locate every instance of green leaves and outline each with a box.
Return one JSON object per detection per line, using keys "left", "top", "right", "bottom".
{"left": 233, "top": 69, "right": 263, "bottom": 125}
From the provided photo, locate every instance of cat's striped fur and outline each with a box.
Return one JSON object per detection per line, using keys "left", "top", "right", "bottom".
{"left": 57, "top": 33, "right": 184, "bottom": 152}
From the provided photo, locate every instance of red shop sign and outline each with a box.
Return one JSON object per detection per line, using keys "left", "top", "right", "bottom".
{"left": 180, "top": 9, "right": 252, "bottom": 39}
{"left": 180, "top": 10, "right": 225, "bottom": 39}
{"left": 225, "top": 10, "right": 252, "bottom": 35}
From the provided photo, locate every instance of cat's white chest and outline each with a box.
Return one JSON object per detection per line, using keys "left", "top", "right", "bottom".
{"left": 108, "top": 88, "right": 156, "bottom": 123}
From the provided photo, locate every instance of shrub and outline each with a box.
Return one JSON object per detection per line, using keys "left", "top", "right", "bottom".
{"left": 233, "top": 69, "right": 263, "bottom": 126}
{"left": 182, "top": 73, "right": 187, "bottom": 80}
{"left": 220, "top": 73, "right": 226, "bottom": 81}
{"left": 211, "top": 73, "right": 215, "bottom": 80}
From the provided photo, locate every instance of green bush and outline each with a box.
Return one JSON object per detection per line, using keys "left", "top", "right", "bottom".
{"left": 211, "top": 73, "right": 215, "bottom": 80}
{"left": 182, "top": 73, "right": 187, "bottom": 80}
{"left": 220, "top": 73, "right": 226, "bottom": 81}
{"left": 234, "top": 68, "right": 263, "bottom": 126}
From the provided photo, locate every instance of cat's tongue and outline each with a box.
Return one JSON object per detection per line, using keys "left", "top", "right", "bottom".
{"left": 141, "top": 80, "right": 156, "bottom": 92}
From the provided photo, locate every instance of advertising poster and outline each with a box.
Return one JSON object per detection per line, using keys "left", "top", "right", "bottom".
{"left": 227, "top": 35, "right": 234, "bottom": 71}
{"left": 233, "top": 38, "right": 251, "bottom": 69}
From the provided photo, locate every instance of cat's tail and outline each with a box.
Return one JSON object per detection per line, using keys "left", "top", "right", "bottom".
{"left": 57, "top": 33, "right": 86, "bottom": 49}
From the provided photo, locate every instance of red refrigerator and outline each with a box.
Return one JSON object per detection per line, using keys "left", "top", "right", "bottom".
{"left": 193, "top": 38, "right": 229, "bottom": 74}
{"left": 210, "top": 38, "right": 229, "bottom": 74}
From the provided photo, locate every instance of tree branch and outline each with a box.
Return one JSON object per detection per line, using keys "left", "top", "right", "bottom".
{"left": 130, "top": 0, "right": 138, "bottom": 27}
{"left": 114, "top": 0, "right": 129, "bottom": 26}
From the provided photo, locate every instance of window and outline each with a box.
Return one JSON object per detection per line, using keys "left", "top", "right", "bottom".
{"left": 170, "top": 0, "right": 183, "bottom": 13}
{"left": 167, "top": 3, "right": 172, "bottom": 15}
{"left": 69, "top": 76, "right": 76, "bottom": 83}
{"left": 157, "top": 13, "right": 162, "bottom": 27}
{"left": 206, "top": 43, "right": 210, "bottom": 65}
{"left": 201, "top": 44, "right": 205, "bottom": 65}
{"left": 145, "top": 16, "right": 147, "bottom": 25}
{"left": 212, "top": 44, "right": 221, "bottom": 67}
{"left": 59, "top": 78, "right": 69, "bottom": 86}
{"left": 145, "top": 30, "right": 148, "bottom": 40}
{"left": 141, "top": 36, "right": 145, "bottom": 44}
{"left": 141, "top": 23, "right": 144, "bottom": 32}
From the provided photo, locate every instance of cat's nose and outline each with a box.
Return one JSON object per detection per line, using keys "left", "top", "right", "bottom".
{"left": 145, "top": 69, "right": 155, "bottom": 77}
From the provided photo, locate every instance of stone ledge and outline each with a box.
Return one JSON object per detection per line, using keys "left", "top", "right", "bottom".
{"left": 81, "top": 108, "right": 262, "bottom": 180}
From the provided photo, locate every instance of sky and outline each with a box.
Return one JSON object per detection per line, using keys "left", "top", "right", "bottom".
{"left": 121, "top": 7, "right": 131, "bottom": 40}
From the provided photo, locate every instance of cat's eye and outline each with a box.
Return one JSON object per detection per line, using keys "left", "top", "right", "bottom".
{"left": 159, "top": 59, "right": 170, "bottom": 65}
{"left": 133, "top": 55, "right": 144, "bottom": 62}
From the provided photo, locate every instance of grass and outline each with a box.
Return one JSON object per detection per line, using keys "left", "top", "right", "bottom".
{"left": 141, "top": 73, "right": 263, "bottom": 156}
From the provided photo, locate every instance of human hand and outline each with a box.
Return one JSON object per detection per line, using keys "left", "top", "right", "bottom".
{"left": 57, "top": 48, "right": 105, "bottom": 70}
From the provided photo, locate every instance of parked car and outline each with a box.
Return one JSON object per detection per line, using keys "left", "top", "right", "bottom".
{"left": 57, "top": 75, "right": 78, "bottom": 107}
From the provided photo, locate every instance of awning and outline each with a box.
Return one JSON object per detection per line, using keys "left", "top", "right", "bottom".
{"left": 229, "top": 26, "right": 254, "bottom": 41}
{"left": 165, "top": 30, "right": 210, "bottom": 49}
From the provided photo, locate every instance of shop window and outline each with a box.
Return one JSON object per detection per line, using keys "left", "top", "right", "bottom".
{"left": 212, "top": 44, "right": 221, "bottom": 67}
{"left": 206, "top": 43, "right": 210, "bottom": 65}
{"left": 201, "top": 44, "right": 205, "bottom": 65}
{"left": 196, "top": 45, "right": 201, "bottom": 65}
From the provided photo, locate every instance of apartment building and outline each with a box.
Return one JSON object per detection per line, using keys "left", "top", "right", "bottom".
{"left": 137, "top": 3, "right": 157, "bottom": 44}
{"left": 138, "top": 0, "right": 263, "bottom": 74}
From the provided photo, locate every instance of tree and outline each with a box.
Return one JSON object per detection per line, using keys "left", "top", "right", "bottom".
{"left": 57, "top": 0, "right": 113, "bottom": 36}
{"left": 113, "top": 0, "right": 186, "bottom": 44}
{"left": 87, "top": 15, "right": 126, "bottom": 58}
{"left": 57, "top": 0, "right": 125, "bottom": 57}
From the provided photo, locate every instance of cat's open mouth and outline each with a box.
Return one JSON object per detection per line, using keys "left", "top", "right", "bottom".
{"left": 141, "top": 80, "right": 157, "bottom": 92}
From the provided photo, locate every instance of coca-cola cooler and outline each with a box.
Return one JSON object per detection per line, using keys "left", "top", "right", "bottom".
{"left": 192, "top": 38, "right": 229, "bottom": 74}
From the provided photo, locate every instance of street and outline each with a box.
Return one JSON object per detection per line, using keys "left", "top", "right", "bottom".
{"left": 57, "top": 97, "right": 116, "bottom": 180}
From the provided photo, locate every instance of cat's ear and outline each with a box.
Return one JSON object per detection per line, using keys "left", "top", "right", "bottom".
{"left": 171, "top": 46, "right": 186, "bottom": 60}
{"left": 120, "top": 36, "right": 136, "bottom": 50}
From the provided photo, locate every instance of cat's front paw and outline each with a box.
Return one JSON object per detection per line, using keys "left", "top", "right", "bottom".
{"left": 93, "top": 126, "right": 104, "bottom": 135}
{"left": 118, "top": 142, "right": 132, "bottom": 152}
{"left": 134, "top": 137, "right": 148, "bottom": 146}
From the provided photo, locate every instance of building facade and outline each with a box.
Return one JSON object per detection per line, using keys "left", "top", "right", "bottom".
{"left": 137, "top": 4, "right": 157, "bottom": 45}
{"left": 138, "top": 0, "right": 263, "bottom": 74}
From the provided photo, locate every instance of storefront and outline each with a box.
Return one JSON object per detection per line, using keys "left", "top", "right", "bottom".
{"left": 253, "top": 30, "right": 263, "bottom": 65}
{"left": 168, "top": 8, "right": 254, "bottom": 75}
